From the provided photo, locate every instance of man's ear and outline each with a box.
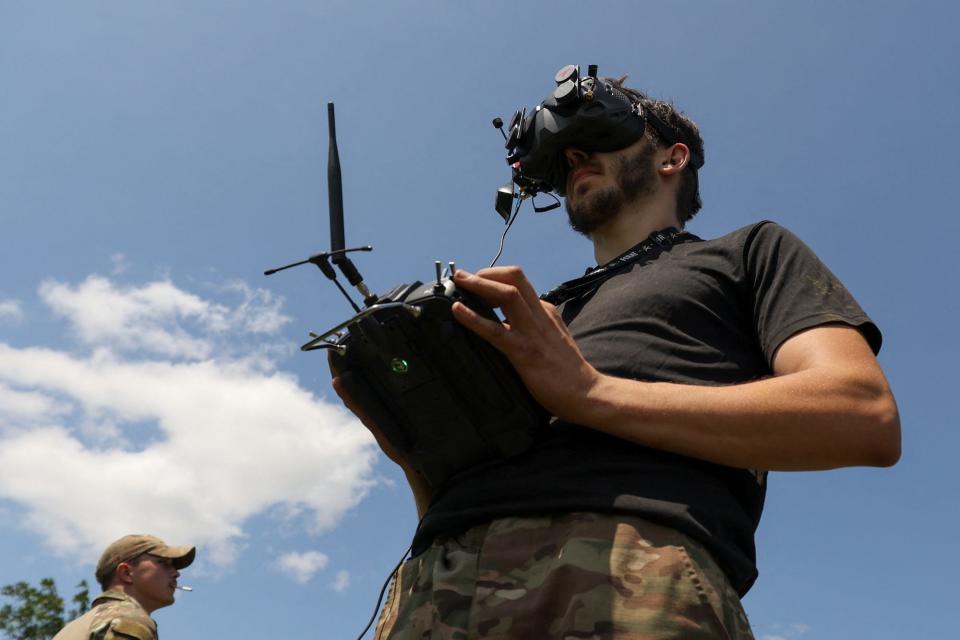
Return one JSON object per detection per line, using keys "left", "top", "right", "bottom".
{"left": 115, "top": 562, "right": 134, "bottom": 585}
{"left": 658, "top": 143, "right": 690, "bottom": 176}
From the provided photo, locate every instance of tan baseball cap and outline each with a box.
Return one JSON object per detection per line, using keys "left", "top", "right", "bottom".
{"left": 95, "top": 534, "right": 196, "bottom": 585}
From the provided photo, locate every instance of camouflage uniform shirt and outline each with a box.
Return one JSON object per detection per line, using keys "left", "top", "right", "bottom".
{"left": 52, "top": 591, "right": 158, "bottom": 640}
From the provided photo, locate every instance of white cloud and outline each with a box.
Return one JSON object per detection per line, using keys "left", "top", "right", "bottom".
{"left": 0, "top": 383, "right": 71, "bottom": 427}
{"left": 110, "top": 253, "right": 131, "bottom": 276}
{"left": 275, "top": 550, "right": 330, "bottom": 584}
{"left": 0, "top": 299, "right": 23, "bottom": 322}
{"left": 332, "top": 569, "right": 350, "bottom": 592}
{"left": 761, "top": 623, "right": 811, "bottom": 640}
{"left": 0, "top": 275, "right": 377, "bottom": 569}
{"left": 36, "top": 275, "right": 291, "bottom": 360}
{"left": 219, "top": 280, "right": 290, "bottom": 334}
{"left": 39, "top": 276, "right": 222, "bottom": 358}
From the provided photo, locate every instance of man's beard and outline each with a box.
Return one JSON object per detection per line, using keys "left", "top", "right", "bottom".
{"left": 564, "top": 142, "right": 658, "bottom": 237}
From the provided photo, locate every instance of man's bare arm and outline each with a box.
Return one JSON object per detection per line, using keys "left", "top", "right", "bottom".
{"left": 451, "top": 267, "right": 900, "bottom": 472}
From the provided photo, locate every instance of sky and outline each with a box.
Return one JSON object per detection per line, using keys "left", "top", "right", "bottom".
{"left": 0, "top": 1, "right": 957, "bottom": 639}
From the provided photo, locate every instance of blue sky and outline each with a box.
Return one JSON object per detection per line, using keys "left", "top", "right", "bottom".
{"left": 0, "top": 2, "right": 957, "bottom": 638}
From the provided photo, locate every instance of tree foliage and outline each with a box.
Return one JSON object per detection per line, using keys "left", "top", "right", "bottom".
{"left": 0, "top": 579, "right": 89, "bottom": 640}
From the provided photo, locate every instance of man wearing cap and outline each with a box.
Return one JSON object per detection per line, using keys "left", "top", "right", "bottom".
{"left": 52, "top": 534, "right": 195, "bottom": 640}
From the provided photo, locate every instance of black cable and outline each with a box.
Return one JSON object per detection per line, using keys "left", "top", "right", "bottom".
{"left": 354, "top": 515, "right": 425, "bottom": 640}
{"left": 488, "top": 195, "right": 524, "bottom": 268}
{"left": 333, "top": 278, "right": 362, "bottom": 313}
{"left": 353, "top": 540, "right": 413, "bottom": 640}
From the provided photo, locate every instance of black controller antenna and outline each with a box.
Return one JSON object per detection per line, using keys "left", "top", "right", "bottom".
{"left": 264, "top": 102, "right": 378, "bottom": 312}
{"left": 326, "top": 102, "right": 378, "bottom": 308}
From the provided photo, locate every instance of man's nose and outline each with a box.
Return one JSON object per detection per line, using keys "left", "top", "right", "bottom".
{"left": 564, "top": 147, "right": 589, "bottom": 167}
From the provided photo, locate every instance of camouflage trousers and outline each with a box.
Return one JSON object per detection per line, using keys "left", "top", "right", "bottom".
{"left": 375, "top": 512, "right": 754, "bottom": 639}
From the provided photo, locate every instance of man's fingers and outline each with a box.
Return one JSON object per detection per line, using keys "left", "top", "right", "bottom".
{"left": 470, "top": 266, "right": 542, "bottom": 309}
{"left": 451, "top": 301, "right": 513, "bottom": 351}
{"left": 454, "top": 268, "right": 539, "bottom": 328}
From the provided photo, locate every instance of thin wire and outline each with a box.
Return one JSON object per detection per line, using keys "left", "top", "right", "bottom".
{"left": 354, "top": 528, "right": 419, "bottom": 640}
{"left": 488, "top": 195, "right": 524, "bottom": 268}
{"left": 333, "top": 278, "right": 362, "bottom": 313}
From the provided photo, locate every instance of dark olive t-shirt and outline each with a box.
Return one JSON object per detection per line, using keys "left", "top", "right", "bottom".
{"left": 413, "top": 221, "right": 881, "bottom": 596}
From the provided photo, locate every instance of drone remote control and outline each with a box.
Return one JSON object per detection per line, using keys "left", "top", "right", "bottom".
{"left": 307, "top": 266, "right": 547, "bottom": 488}
{"left": 268, "top": 104, "right": 548, "bottom": 489}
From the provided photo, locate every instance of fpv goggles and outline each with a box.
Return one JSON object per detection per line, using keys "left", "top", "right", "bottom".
{"left": 501, "top": 64, "right": 704, "bottom": 200}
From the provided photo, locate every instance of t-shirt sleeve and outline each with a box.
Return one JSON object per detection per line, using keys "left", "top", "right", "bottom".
{"left": 743, "top": 221, "right": 882, "bottom": 365}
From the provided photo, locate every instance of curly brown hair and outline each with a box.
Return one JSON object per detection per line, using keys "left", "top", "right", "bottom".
{"left": 604, "top": 76, "right": 705, "bottom": 225}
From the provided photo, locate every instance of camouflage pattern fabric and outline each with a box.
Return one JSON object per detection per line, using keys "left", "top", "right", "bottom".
{"left": 52, "top": 591, "right": 157, "bottom": 640}
{"left": 375, "top": 512, "right": 754, "bottom": 639}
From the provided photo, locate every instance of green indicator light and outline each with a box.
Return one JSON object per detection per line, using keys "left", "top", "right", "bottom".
{"left": 390, "top": 358, "right": 410, "bottom": 374}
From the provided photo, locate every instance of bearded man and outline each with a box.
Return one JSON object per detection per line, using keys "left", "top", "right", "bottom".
{"left": 337, "top": 72, "right": 900, "bottom": 639}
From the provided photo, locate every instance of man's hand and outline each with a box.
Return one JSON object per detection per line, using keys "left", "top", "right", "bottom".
{"left": 330, "top": 369, "right": 434, "bottom": 516}
{"left": 451, "top": 267, "right": 601, "bottom": 424}
{"left": 330, "top": 374, "right": 406, "bottom": 464}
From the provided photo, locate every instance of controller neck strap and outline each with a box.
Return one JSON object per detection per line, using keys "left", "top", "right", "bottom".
{"left": 541, "top": 227, "right": 699, "bottom": 305}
